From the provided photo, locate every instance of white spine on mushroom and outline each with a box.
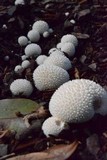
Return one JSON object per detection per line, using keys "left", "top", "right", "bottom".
{"left": 24, "top": 43, "right": 42, "bottom": 57}
{"left": 18, "top": 36, "right": 28, "bottom": 46}
{"left": 42, "top": 116, "right": 68, "bottom": 137}
{"left": 44, "top": 54, "right": 72, "bottom": 70}
{"left": 10, "top": 79, "right": 33, "bottom": 96}
{"left": 35, "top": 55, "right": 48, "bottom": 65}
{"left": 33, "top": 64, "right": 70, "bottom": 91}
{"left": 49, "top": 79, "right": 107, "bottom": 123}
{"left": 14, "top": 65, "right": 23, "bottom": 74}
{"left": 27, "top": 30, "right": 40, "bottom": 42}
{"left": 32, "top": 20, "right": 49, "bottom": 34}
{"left": 21, "top": 60, "right": 30, "bottom": 69}
{"left": 61, "top": 42, "right": 75, "bottom": 57}
{"left": 61, "top": 34, "right": 78, "bottom": 47}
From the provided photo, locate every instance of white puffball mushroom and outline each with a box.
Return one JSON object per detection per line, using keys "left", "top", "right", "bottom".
{"left": 32, "top": 20, "right": 49, "bottom": 34}
{"left": 25, "top": 43, "right": 42, "bottom": 57}
{"left": 10, "top": 79, "right": 33, "bottom": 96}
{"left": 61, "top": 42, "right": 75, "bottom": 57}
{"left": 14, "top": 65, "right": 23, "bottom": 74}
{"left": 49, "top": 79, "right": 107, "bottom": 123}
{"left": 35, "top": 55, "right": 48, "bottom": 65}
{"left": 44, "top": 54, "right": 72, "bottom": 70}
{"left": 48, "top": 28, "right": 54, "bottom": 33}
{"left": 18, "top": 36, "right": 28, "bottom": 46}
{"left": 70, "top": 19, "right": 76, "bottom": 24}
{"left": 61, "top": 34, "right": 78, "bottom": 47}
{"left": 27, "top": 30, "right": 40, "bottom": 42}
{"left": 21, "top": 55, "right": 28, "bottom": 61}
{"left": 43, "top": 31, "right": 50, "bottom": 38}
{"left": 4, "top": 56, "right": 9, "bottom": 61}
{"left": 42, "top": 117, "right": 69, "bottom": 137}
{"left": 21, "top": 60, "right": 30, "bottom": 69}
{"left": 65, "top": 12, "right": 69, "bottom": 16}
{"left": 15, "top": 0, "right": 25, "bottom": 5}
{"left": 33, "top": 65, "right": 70, "bottom": 91}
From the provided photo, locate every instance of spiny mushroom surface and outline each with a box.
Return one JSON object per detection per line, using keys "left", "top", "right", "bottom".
{"left": 32, "top": 20, "right": 49, "bottom": 34}
{"left": 42, "top": 116, "right": 69, "bottom": 137}
{"left": 44, "top": 54, "right": 72, "bottom": 70}
{"left": 35, "top": 55, "right": 48, "bottom": 65}
{"left": 25, "top": 43, "right": 42, "bottom": 57}
{"left": 10, "top": 79, "right": 33, "bottom": 97}
{"left": 61, "top": 42, "right": 75, "bottom": 57}
{"left": 33, "top": 65, "right": 70, "bottom": 91}
{"left": 49, "top": 79, "right": 107, "bottom": 123}
{"left": 61, "top": 34, "right": 78, "bottom": 47}
{"left": 27, "top": 30, "right": 40, "bottom": 42}
{"left": 18, "top": 36, "right": 28, "bottom": 46}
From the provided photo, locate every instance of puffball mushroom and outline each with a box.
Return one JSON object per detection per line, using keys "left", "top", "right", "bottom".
{"left": 35, "top": 55, "right": 48, "bottom": 65}
{"left": 24, "top": 43, "right": 42, "bottom": 57}
{"left": 32, "top": 20, "right": 49, "bottom": 34}
{"left": 27, "top": 30, "right": 40, "bottom": 42}
{"left": 14, "top": 65, "right": 23, "bottom": 74}
{"left": 21, "top": 55, "right": 28, "bottom": 61}
{"left": 18, "top": 36, "right": 28, "bottom": 46}
{"left": 43, "top": 31, "right": 50, "bottom": 38}
{"left": 21, "top": 60, "right": 30, "bottom": 69}
{"left": 61, "top": 42, "right": 75, "bottom": 57}
{"left": 49, "top": 79, "right": 107, "bottom": 123}
{"left": 44, "top": 54, "right": 72, "bottom": 70}
{"left": 42, "top": 116, "right": 69, "bottom": 137}
{"left": 15, "top": 0, "right": 25, "bottom": 5}
{"left": 61, "top": 34, "right": 78, "bottom": 47}
{"left": 10, "top": 79, "right": 33, "bottom": 96}
{"left": 33, "top": 65, "right": 70, "bottom": 91}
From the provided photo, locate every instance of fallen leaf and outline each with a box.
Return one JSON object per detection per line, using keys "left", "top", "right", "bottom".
{"left": 0, "top": 98, "right": 40, "bottom": 119}
{"left": 8, "top": 141, "right": 80, "bottom": 160}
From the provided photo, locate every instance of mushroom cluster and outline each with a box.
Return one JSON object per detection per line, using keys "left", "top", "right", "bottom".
{"left": 42, "top": 79, "right": 107, "bottom": 137}
{"left": 56, "top": 34, "right": 78, "bottom": 57}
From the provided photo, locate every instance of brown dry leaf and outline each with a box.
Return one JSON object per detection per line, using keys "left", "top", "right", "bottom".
{"left": 74, "top": 68, "right": 80, "bottom": 79}
{"left": 8, "top": 141, "right": 80, "bottom": 160}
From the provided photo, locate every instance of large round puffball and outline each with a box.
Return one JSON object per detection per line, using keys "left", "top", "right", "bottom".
{"left": 33, "top": 65, "right": 70, "bottom": 91}
{"left": 27, "top": 30, "right": 40, "bottom": 42}
{"left": 49, "top": 79, "right": 107, "bottom": 123}
{"left": 18, "top": 36, "right": 28, "bottom": 46}
{"left": 42, "top": 116, "right": 69, "bottom": 137}
{"left": 44, "top": 54, "right": 72, "bottom": 70}
{"left": 32, "top": 20, "right": 49, "bottom": 34}
{"left": 10, "top": 79, "right": 33, "bottom": 97}
{"left": 61, "top": 34, "right": 78, "bottom": 47}
{"left": 35, "top": 55, "right": 48, "bottom": 65}
{"left": 61, "top": 42, "right": 75, "bottom": 57}
{"left": 25, "top": 43, "right": 42, "bottom": 57}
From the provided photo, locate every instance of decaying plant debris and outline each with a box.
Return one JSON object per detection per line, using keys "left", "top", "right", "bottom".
{"left": 0, "top": 0, "right": 107, "bottom": 159}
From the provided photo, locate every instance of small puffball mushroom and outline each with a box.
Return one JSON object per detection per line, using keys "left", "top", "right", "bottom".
{"left": 61, "top": 34, "right": 78, "bottom": 47}
{"left": 4, "top": 55, "right": 9, "bottom": 61}
{"left": 15, "top": 0, "right": 25, "bottom": 5}
{"left": 49, "top": 79, "right": 107, "bottom": 123}
{"left": 32, "top": 20, "right": 49, "bottom": 34}
{"left": 43, "top": 31, "right": 50, "bottom": 38}
{"left": 61, "top": 42, "right": 75, "bottom": 57}
{"left": 25, "top": 43, "right": 42, "bottom": 57}
{"left": 48, "top": 28, "right": 54, "bottom": 33}
{"left": 21, "top": 60, "right": 30, "bottom": 69}
{"left": 44, "top": 54, "right": 72, "bottom": 70}
{"left": 33, "top": 65, "right": 70, "bottom": 91}
{"left": 14, "top": 65, "right": 23, "bottom": 74}
{"left": 70, "top": 19, "right": 76, "bottom": 24}
{"left": 42, "top": 117, "right": 69, "bottom": 137}
{"left": 10, "top": 79, "right": 33, "bottom": 96}
{"left": 21, "top": 55, "right": 28, "bottom": 61}
{"left": 35, "top": 55, "right": 48, "bottom": 65}
{"left": 18, "top": 36, "right": 28, "bottom": 46}
{"left": 27, "top": 30, "right": 40, "bottom": 42}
